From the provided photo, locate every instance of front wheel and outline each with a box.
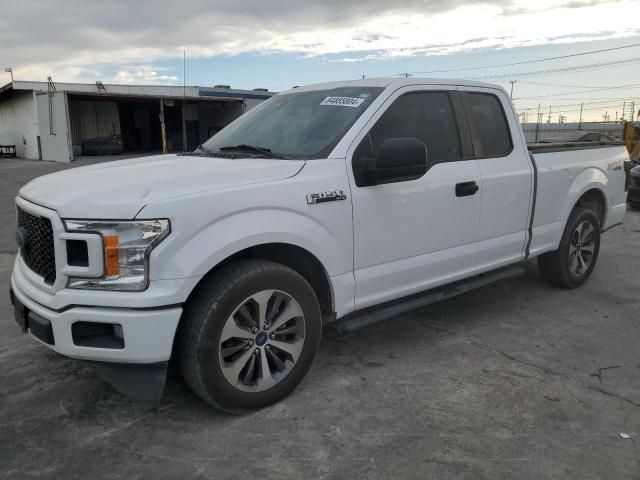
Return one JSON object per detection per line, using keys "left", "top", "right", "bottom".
{"left": 178, "top": 260, "right": 322, "bottom": 413}
{"left": 538, "top": 207, "right": 601, "bottom": 288}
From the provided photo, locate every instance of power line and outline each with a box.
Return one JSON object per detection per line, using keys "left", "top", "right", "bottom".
{"left": 514, "top": 97, "right": 639, "bottom": 111}
{"left": 515, "top": 96, "right": 639, "bottom": 104}
{"left": 514, "top": 82, "right": 640, "bottom": 100}
{"left": 389, "top": 41, "right": 640, "bottom": 76}
{"left": 471, "top": 56, "right": 640, "bottom": 80}
{"left": 526, "top": 103, "right": 632, "bottom": 114}
{"left": 516, "top": 80, "right": 640, "bottom": 89}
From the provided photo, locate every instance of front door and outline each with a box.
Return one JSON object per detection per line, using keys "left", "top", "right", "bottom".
{"left": 347, "top": 86, "right": 482, "bottom": 309}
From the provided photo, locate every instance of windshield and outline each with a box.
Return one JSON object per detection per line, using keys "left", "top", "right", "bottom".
{"left": 202, "top": 87, "right": 384, "bottom": 159}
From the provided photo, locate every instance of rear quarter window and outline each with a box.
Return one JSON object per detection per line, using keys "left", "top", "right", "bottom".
{"left": 462, "top": 93, "right": 513, "bottom": 158}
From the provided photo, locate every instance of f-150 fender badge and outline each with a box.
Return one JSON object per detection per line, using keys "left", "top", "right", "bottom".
{"left": 306, "top": 190, "right": 347, "bottom": 204}
{"left": 607, "top": 160, "right": 623, "bottom": 171}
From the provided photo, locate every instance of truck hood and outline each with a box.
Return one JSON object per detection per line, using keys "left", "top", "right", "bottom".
{"left": 19, "top": 154, "right": 305, "bottom": 219}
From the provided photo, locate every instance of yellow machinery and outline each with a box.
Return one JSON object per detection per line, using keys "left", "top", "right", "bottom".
{"left": 622, "top": 122, "right": 640, "bottom": 190}
{"left": 623, "top": 121, "right": 640, "bottom": 162}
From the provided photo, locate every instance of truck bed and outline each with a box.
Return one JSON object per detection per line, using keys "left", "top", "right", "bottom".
{"left": 526, "top": 143, "right": 628, "bottom": 258}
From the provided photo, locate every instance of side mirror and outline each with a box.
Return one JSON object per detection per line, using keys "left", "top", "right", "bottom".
{"left": 354, "top": 137, "right": 428, "bottom": 186}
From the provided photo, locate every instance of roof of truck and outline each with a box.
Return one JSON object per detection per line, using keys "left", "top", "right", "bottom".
{"left": 280, "top": 77, "right": 506, "bottom": 95}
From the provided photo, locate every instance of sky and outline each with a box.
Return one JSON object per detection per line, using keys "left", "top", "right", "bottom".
{"left": 2, "top": 0, "right": 640, "bottom": 121}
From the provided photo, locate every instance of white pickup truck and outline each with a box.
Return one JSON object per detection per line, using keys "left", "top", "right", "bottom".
{"left": 10, "top": 78, "right": 628, "bottom": 412}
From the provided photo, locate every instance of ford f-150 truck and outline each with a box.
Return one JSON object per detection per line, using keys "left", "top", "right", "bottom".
{"left": 10, "top": 78, "right": 628, "bottom": 413}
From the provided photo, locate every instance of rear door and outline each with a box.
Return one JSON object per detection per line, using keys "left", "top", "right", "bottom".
{"left": 347, "top": 86, "right": 482, "bottom": 309}
{"left": 459, "top": 88, "right": 533, "bottom": 270}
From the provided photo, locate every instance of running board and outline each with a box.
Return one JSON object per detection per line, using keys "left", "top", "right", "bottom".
{"left": 336, "top": 265, "right": 525, "bottom": 334}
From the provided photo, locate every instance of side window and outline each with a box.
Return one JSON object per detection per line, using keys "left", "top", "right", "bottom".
{"left": 355, "top": 92, "right": 462, "bottom": 164}
{"left": 462, "top": 93, "right": 512, "bottom": 158}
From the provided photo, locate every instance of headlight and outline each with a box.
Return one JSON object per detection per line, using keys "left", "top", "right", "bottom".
{"left": 64, "top": 219, "right": 170, "bottom": 291}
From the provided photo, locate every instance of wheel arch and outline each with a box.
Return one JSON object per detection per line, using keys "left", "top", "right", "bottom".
{"left": 574, "top": 188, "right": 606, "bottom": 227}
{"left": 183, "top": 242, "right": 335, "bottom": 320}
{"left": 563, "top": 167, "right": 609, "bottom": 228}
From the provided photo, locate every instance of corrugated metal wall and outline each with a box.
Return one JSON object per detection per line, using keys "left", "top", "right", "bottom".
{"left": 69, "top": 100, "right": 121, "bottom": 144}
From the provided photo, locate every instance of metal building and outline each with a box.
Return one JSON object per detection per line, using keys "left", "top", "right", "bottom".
{"left": 0, "top": 80, "right": 274, "bottom": 162}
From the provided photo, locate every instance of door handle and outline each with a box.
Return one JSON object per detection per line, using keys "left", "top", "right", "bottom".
{"left": 455, "top": 181, "right": 479, "bottom": 197}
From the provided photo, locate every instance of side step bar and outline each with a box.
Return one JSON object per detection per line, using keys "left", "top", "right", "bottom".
{"left": 336, "top": 265, "right": 525, "bottom": 334}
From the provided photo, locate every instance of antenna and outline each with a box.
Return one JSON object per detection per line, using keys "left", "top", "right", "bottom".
{"left": 182, "top": 49, "right": 187, "bottom": 152}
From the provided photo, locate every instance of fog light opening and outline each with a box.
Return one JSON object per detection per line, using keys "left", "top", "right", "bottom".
{"left": 71, "top": 321, "right": 125, "bottom": 349}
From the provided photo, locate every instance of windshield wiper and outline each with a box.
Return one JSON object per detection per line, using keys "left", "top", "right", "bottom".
{"left": 193, "top": 144, "right": 215, "bottom": 155}
{"left": 219, "top": 144, "right": 278, "bottom": 158}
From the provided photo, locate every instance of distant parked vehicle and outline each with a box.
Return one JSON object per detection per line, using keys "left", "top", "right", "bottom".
{"left": 539, "top": 132, "right": 615, "bottom": 144}
{"left": 81, "top": 135, "right": 124, "bottom": 156}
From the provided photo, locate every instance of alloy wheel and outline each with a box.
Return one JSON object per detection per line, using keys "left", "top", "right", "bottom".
{"left": 568, "top": 220, "right": 596, "bottom": 277}
{"left": 218, "top": 290, "right": 305, "bottom": 392}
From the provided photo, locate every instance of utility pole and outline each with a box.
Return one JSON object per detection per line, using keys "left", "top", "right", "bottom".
{"left": 622, "top": 100, "right": 626, "bottom": 121}
{"left": 509, "top": 80, "right": 517, "bottom": 99}
{"left": 578, "top": 103, "right": 583, "bottom": 129}
{"left": 547, "top": 105, "right": 552, "bottom": 124}
{"left": 535, "top": 103, "right": 541, "bottom": 142}
{"left": 182, "top": 49, "right": 187, "bottom": 152}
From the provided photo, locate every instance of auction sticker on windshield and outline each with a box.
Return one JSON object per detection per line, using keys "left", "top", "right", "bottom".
{"left": 320, "top": 96, "right": 365, "bottom": 108}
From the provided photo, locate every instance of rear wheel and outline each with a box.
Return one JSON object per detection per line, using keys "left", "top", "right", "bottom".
{"left": 178, "top": 260, "right": 322, "bottom": 413}
{"left": 538, "top": 207, "right": 601, "bottom": 288}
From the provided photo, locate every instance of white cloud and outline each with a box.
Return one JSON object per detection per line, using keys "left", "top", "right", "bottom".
{"left": 2, "top": 0, "right": 639, "bottom": 83}
{"left": 110, "top": 66, "right": 179, "bottom": 84}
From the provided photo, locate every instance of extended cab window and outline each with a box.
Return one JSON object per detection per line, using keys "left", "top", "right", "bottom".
{"left": 355, "top": 92, "right": 462, "bottom": 163}
{"left": 461, "top": 93, "right": 512, "bottom": 158}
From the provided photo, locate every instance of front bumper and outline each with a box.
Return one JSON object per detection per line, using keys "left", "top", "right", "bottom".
{"left": 10, "top": 274, "right": 182, "bottom": 364}
{"left": 10, "top": 197, "right": 201, "bottom": 365}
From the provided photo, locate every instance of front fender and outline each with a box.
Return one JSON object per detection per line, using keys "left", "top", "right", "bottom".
{"left": 150, "top": 208, "right": 352, "bottom": 281}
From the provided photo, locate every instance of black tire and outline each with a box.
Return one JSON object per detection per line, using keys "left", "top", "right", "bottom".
{"left": 629, "top": 200, "right": 640, "bottom": 210}
{"left": 538, "top": 207, "right": 601, "bottom": 288}
{"left": 177, "top": 260, "right": 322, "bottom": 413}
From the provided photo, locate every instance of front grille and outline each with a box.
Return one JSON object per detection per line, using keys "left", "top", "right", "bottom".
{"left": 16, "top": 207, "right": 56, "bottom": 284}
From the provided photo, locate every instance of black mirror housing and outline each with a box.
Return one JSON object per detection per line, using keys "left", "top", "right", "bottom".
{"left": 354, "top": 137, "right": 428, "bottom": 186}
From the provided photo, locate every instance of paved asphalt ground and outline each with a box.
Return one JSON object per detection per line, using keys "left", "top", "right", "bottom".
{"left": 1, "top": 156, "right": 639, "bottom": 479}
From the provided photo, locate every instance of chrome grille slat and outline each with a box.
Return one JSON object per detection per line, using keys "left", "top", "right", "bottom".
{"left": 16, "top": 207, "right": 56, "bottom": 284}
